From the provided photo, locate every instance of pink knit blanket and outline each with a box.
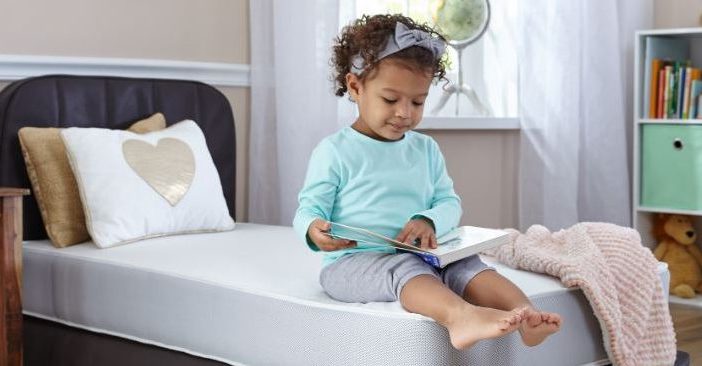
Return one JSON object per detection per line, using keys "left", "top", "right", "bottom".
{"left": 483, "top": 222, "right": 676, "bottom": 366}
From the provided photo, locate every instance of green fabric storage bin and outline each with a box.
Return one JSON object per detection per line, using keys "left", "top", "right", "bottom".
{"left": 641, "top": 124, "right": 702, "bottom": 211}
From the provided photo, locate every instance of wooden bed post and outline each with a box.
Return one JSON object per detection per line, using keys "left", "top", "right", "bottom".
{"left": 0, "top": 188, "right": 29, "bottom": 366}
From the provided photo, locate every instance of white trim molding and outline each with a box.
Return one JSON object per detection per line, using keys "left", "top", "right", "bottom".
{"left": 0, "top": 54, "right": 250, "bottom": 87}
{"left": 418, "top": 116, "right": 520, "bottom": 130}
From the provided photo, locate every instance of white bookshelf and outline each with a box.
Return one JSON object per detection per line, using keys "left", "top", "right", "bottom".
{"left": 634, "top": 28, "right": 702, "bottom": 308}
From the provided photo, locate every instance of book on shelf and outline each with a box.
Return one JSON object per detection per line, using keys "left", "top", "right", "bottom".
{"left": 683, "top": 66, "right": 693, "bottom": 119}
{"left": 693, "top": 79, "right": 702, "bottom": 119}
{"left": 643, "top": 36, "right": 689, "bottom": 118}
{"left": 670, "top": 61, "right": 688, "bottom": 118}
{"left": 325, "top": 222, "right": 509, "bottom": 268}
{"left": 649, "top": 58, "right": 663, "bottom": 118}
{"left": 676, "top": 62, "right": 685, "bottom": 118}
{"left": 655, "top": 60, "right": 702, "bottom": 119}
{"left": 670, "top": 62, "right": 678, "bottom": 118}
{"left": 663, "top": 64, "right": 672, "bottom": 118}
{"left": 685, "top": 68, "right": 700, "bottom": 118}
{"left": 658, "top": 67, "right": 667, "bottom": 119}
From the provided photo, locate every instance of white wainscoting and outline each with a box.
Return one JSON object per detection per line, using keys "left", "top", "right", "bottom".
{"left": 0, "top": 54, "right": 250, "bottom": 87}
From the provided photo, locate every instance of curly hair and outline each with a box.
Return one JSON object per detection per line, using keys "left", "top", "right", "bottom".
{"left": 331, "top": 14, "right": 448, "bottom": 97}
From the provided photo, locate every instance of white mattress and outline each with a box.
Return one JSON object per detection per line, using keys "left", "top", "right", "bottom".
{"left": 23, "top": 223, "right": 667, "bottom": 366}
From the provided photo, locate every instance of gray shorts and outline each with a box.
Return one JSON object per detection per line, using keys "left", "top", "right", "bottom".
{"left": 319, "top": 252, "right": 494, "bottom": 303}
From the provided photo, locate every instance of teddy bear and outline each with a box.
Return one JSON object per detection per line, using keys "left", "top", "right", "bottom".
{"left": 652, "top": 214, "right": 702, "bottom": 298}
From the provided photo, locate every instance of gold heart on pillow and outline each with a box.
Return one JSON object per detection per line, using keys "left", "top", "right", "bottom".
{"left": 122, "top": 138, "right": 195, "bottom": 206}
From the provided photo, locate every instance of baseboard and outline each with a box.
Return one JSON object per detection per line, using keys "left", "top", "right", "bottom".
{"left": 0, "top": 54, "right": 250, "bottom": 87}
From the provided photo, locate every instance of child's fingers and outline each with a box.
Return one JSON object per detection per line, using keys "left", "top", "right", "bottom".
{"left": 395, "top": 226, "right": 412, "bottom": 243}
{"left": 309, "top": 221, "right": 345, "bottom": 251}
{"left": 403, "top": 231, "right": 419, "bottom": 246}
{"left": 421, "top": 232, "right": 437, "bottom": 249}
{"left": 315, "top": 234, "right": 355, "bottom": 251}
{"left": 419, "top": 233, "right": 437, "bottom": 249}
{"left": 326, "top": 238, "right": 356, "bottom": 251}
{"left": 308, "top": 219, "right": 354, "bottom": 251}
{"left": 312, "top": 219, "right": 331, "bottom": 232}
{"left": 398, "top": 219, "right": 436, "bottom": 247}
{"left": 344, "top": 240, "right": 357, "bottom": 248}
{"left": 330, "top": 237, "right": 355, "bottom": 247}
{"left": 419, "top": 233, "right": 432, "bottom": 249}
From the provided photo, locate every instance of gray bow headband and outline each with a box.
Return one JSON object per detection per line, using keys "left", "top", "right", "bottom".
{"left": 350, "top": 22, "right": 446, "bottom": 75}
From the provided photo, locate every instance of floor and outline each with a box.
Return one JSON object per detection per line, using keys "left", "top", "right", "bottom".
{"left": 671, "top": 303, "right": 702, "bottom": 366}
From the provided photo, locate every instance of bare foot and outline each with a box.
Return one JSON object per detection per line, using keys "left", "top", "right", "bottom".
{"left": 519, "top": 307, "right": 561, "bottom": 346}
{"left": 445, "top": 305, "right": 524, "bottom": 350}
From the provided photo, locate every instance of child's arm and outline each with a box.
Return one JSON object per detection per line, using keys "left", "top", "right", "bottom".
{"left": 411, "top": 139, "right": 462, "bottom": 238}
{"left": 293, "top": 140, "right": 345, "bottom": 251}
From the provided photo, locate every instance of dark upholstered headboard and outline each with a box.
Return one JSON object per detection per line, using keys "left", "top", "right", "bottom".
{"left": 0, "top": 75, "right": 236, "bottom": 240}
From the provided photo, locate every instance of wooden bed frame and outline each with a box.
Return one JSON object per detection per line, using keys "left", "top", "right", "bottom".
{"left": 0, "top": 188, "right": 28, "bottom": 366}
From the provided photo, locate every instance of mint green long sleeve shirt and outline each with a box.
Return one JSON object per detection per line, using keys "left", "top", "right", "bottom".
{"left": 293, "top": 127, "right": 462, "bottom": 266}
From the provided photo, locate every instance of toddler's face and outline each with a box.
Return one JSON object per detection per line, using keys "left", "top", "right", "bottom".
{"left": 347, "top": 60, "right": 433, "bottom": 141}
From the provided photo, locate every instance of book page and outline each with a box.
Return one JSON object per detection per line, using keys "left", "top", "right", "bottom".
{"left": 327, "top": 222, "right": 423, "bottom": 251}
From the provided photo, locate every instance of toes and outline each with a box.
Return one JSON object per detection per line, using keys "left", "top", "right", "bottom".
{"left": 526, "top": 312, "right": 542, "bottom": 327}
{"left": 507, "top": 315, "right": 519, "bottom": 326}
{"left": 499, "top": 318, "right": 514, "bottom": 331}
{"left": 519, "top": 306, "right": 534, "bottom": 317}
{"left": 522, "top": 310, "right": 564, "bottom": 328}
{"left": 550, "top": 314, "right": 562, "bottom": 327}
{"left": 500, "top": 313, "right": 522, "bottom": 330}
{"left": 543, "top": 313, "right": 562, "bottom": 326}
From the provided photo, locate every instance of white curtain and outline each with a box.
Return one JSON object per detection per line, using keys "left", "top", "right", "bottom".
{"left": 517, "top": 0, "right": 652, "bottom": 230}
{"left": 249, "top": 0, "right": 343, "bottom": 225}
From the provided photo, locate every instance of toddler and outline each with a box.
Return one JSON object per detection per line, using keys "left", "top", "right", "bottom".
{"left": 293, "top": 14, "right": 561, "bottom": 350}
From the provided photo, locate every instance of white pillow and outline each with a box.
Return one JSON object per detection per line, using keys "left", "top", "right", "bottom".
{"left": 61, "top": 120, "right": 235, "bottom": 248}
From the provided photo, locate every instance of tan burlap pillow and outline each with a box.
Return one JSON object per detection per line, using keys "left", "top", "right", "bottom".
{"left": 18, "top": 113, "right": 166, "bottom": 247}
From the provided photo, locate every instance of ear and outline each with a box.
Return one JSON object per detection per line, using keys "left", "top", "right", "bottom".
{"left": 346, "top": 73, "right": 362, "bottom": 102}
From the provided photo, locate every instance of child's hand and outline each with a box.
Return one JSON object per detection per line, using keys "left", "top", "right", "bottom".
{"left": 396, "top": 218, "right": 437, "bottom": 249}
{"left": 308, "top": 219, "right": 357, "bottom": 251}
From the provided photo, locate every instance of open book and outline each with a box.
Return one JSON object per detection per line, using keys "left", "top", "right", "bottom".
{"left": 325, "top": 222, "right": 509, "bottom": 268}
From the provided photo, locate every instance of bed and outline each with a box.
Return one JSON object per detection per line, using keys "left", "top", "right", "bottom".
{"left": 0, "top": 75, "right": 668, "bottom": 365}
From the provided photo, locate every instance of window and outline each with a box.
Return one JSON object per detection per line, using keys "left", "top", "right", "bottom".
{"left": 339, "top": 0, "right": 518, "bottom": 119}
